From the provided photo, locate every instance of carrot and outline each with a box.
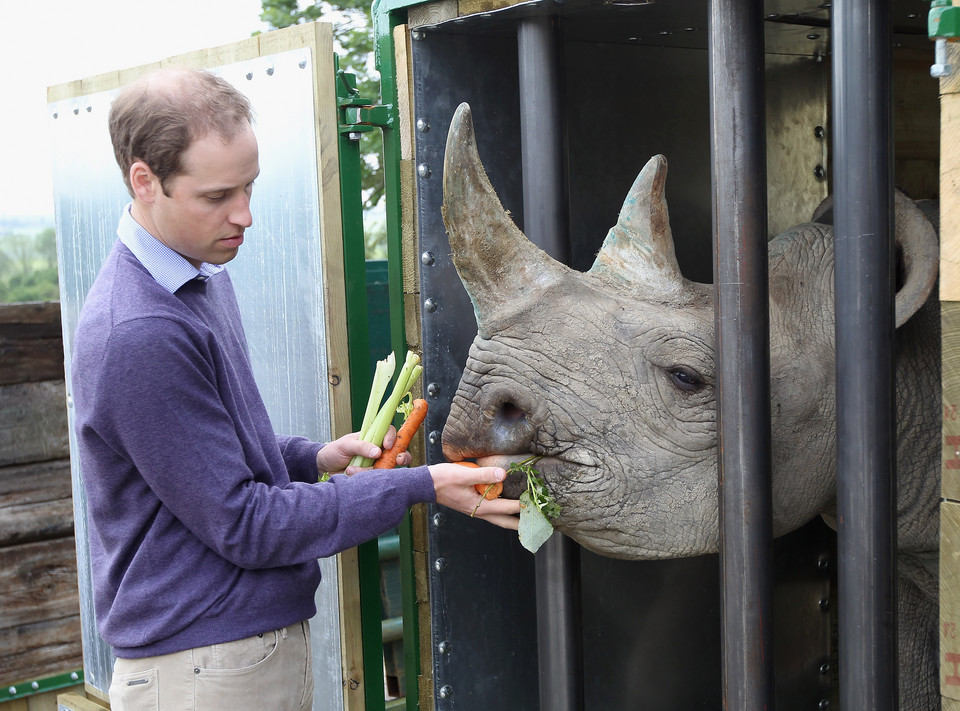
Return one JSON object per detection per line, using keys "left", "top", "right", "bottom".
{"left": 373, "top": 398, "right": 428, "bottom": 469}
{"left": 453, "top": 461, "right": 504, "bottom": 500}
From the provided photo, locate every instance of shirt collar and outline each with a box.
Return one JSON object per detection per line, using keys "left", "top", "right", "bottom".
{"left": 117, "top": 204, "right": 224, "bottom": 293}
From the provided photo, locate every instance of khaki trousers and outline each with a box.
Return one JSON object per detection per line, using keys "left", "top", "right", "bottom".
{"left": 109, "top": 621, "right": 313, "bottom": 711}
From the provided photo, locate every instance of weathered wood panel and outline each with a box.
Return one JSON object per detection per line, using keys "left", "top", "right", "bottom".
{"left": 0, "top": 302, "right": 65, "bottom": 387}
{"left": 0, "top": 616, "right": 82, "bottom": 687}
{"left": 0, "top": 381, "right": 69, "bottom": 468}
{"left": 0, "top": 460, "right": 73, "bottom": 547}
{"left": 0, "top": 538, "right": 80, "bottom": 631}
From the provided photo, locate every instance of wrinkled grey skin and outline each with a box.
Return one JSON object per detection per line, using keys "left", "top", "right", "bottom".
{"left": 439, "top": 104, "right": 942, "bottom": 710}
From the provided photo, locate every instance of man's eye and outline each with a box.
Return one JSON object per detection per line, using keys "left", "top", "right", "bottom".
{"left": 206, "top": 194, "right": 226, "bottom": 202}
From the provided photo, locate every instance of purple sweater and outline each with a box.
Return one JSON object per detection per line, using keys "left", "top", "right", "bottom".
{"left": 72, "top": 241, "right": 436, "bottom": 658}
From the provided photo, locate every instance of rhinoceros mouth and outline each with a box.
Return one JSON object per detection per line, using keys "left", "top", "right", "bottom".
{"left": 475, "top": 451, "right": 597, "bottom": 500}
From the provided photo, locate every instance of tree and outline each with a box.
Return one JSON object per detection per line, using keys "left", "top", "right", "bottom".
{"left": 260, "top": 0, "right": 386, "bottom": 257}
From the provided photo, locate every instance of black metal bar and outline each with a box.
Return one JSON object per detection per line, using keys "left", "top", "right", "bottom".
{"left": 708, "top": 1, "right": 775, "bottom": 709}
{"left": 832, "top": 1, "right": 898, "bottom": 709}
{"left": 517, "top": 16, "right": 583, "bottom": 711}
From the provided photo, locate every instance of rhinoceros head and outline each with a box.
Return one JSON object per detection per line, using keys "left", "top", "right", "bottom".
{"left": 439, "top": 103, "right": 940, "bottom": 561}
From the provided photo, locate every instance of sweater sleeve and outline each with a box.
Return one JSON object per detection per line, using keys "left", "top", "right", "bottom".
{"left": 85, "top": 316, "right": 436, "bottom": 569}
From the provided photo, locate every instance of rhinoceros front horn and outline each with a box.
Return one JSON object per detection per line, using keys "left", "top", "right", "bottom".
{"left": 441, "top": 103, "right": 569, "bottom": 336}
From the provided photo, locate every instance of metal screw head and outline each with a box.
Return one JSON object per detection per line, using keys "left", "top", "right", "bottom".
{"left": 416, "top": 118, "right": 430, "bottom": 132}
{"left": 299, "top": 58, "right": 308, "bottom": 69}
{"left": 424, "top": 298, "right": 438, "bottom": 313}
{"left": 814, "top": 125, "right": 825, "bottom": 139}
{"left": 427, "top": 382, "right": 440, "bottom": 398}
{"left": 818, "top": 597, "right": 830, "bottom": 611}
{"left": 817, "top": 555, "right": 829, "bottom": 569}
{"left": 412, "top": 30, "right": 425, "bottom": 41}
{"left": 819, "top": 662, "right": 830, "bottom": 674}
{"left": 438, "top": 640, "right": 451, "bottom": 654}
{"left": 434, "top": 557, "right": 447, "bottom": 572}
{"left": 421, "top": 251, "right": 435, "bottom": 266}
{"left": 417, "top": 163, "right": 432, "bottom": 178}
{"left": 428, "top": 429, "right": 441, "bottom": 445}
{"left": 348, "top": 132, "right": 362, "bottom": 142}
{"left": 265, "top": 65, "right": 275, "bottom": 76}
{"left": 819, "top": 700, "right": 829, "bottom": 709}
{"left": 439, "top": 685, "right": 453, "bottom": 699}
{"left": 432, "top": 511, "right": 446, "bottom": 527}
{"left": 813, "top": 164, "right": 826, "bottom": 180}
{"left": 245, "top": 72, "right": 254, "bottom": 81}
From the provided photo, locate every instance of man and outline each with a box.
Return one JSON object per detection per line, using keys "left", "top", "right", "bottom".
{"left": 71, "top": 67, "right": 519, "bottom": 711}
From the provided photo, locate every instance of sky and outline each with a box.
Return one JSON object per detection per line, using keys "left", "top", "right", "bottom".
{"left": 0, "top": 0, "right": 272, "bottom": 223}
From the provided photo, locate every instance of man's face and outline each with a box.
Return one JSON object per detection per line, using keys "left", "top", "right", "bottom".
{"left": 148, "top": 124, "right": 260, "bottom": 267}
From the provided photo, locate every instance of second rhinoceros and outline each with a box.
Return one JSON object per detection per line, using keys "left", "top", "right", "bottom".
{"left": 438, "top": 103, "right": 941, "bottom": 709}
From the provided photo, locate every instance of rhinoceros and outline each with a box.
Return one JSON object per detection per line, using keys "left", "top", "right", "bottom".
{"left": 438, "top": 103, "right": 942, "bottom": 710}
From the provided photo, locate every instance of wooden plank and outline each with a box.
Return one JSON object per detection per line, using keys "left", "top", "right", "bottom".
{"left": 337, "top": 547, "right": 364, "bottom": 711}
{"left": 0, "top": 459, "right": 73, "bottom": 547}
{"left": 0, "top": 538, "right": 80, "bottom": 631}
{"left": 942, "top": 72, "right": 960, "bottom": 300}
{"left": 456, "top": 0, "right": 519, "bottom": 17}
{"left": 945, "top": 303, "right": 960, "bottom": 502}
{"left": 56, "top": 692, "right": 110, "bottom": 711}
{"left": 0, "top": 302, "right": 64, "bottom": 386}
{"left": 0, "top": 616, "right": 82, "bottom": 689}
{"left": 408, "top": 0, "right": 458, "bottom": 27}
{"left": 944, "top": 502, "right": 960, "bottom": 700}
{"left": 0, "top": 381, "right": 69, "bottom": 468}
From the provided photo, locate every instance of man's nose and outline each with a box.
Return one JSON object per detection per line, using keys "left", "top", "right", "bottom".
{"left": 230, "top": 194, "right": 253, "bottom": 228}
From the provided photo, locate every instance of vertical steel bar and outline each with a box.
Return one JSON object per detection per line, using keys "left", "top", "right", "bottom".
{"left": 708, "top": 1, "right": 775, "bottom": 709}
{"left": 832, "top": 1, "right": 898, "bottom": 709}
{"left": 517, "top": 16, "right": 583, "bottom": 711}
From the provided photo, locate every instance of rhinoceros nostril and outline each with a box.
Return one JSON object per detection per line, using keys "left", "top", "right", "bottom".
{"left": 499, "top": 402, "right": 526, "bottom": 424}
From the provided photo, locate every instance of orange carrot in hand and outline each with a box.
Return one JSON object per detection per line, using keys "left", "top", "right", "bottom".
{"left": 454, "top": 461, "right": 504, "bottom": 500}
{"left": 373, "top": 399, "right": 428, "bottom": 469}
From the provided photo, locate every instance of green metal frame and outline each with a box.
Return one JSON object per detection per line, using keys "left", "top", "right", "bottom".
{"left": 335, "top": 4, "right": 420, "bottom": 702}
{"left": 2, "top": 669, "right": 83, "bottom": 703}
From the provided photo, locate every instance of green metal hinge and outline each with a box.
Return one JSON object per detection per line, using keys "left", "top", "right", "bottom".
{"left": 336, "top": 62, "right": 394, "bottom": 134}
{"left": 930, "top": 0, "right": 960, "bottom": 40}
{"left": 3, "top": 669, "right": 84, "bottom": 702}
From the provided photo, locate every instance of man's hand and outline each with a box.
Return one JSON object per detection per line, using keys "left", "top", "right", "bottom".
{"left": 428, "top": 463, "right": 522, "bottom": 530}
{"left": 317, "top": 427, "right": 411, "bottom": 476}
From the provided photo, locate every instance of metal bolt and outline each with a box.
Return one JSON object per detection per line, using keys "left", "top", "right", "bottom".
{"left": 813, "top": 164, "right": 826, "bottom": 180}
{"left": 424, "top": 298, "right": 438, "bottom": 313}
{"left": 438, "top": 640, "right": 451, "bottom": 654}
{"left": 932, "top": 39, "right": 953, "bottom": 78}
{"left": 807, "top": 33, "right": 820, "bottom": 40}
{"left": 433, "top": 511, "right": 446, "bottom": 527}
{"left": 421, "top": 251, "right": 435, "bottom": 266}
{"left": 86, "top": 105, "right": 93, "bottom": 113}
{"left": 428, "top": 429, "right": 441, "bottom": 445}
{"left": 817, "top": 555, "right": 829, "bottom": 569}
{"left": 427, "top": 382, "right": 440, "bottom": 398}
{"left": 416, "top": 118, "right": 430, "bottom": 133}
{"left": 70, "top": 672, "right": 79, "bottom": 681}
{"left": 299, "top": 58, "right": 308, "bottom": 69}
{"left": 819, "top": 700, "right": 830, "bottom": 709}
{"left": 73, "top": 105, "right": 80, "bottom": 115}
{"left": 31, "top": 682, "right": 39, "bottom": 690}
{"left": 412, "top": 30, "right": 424, "bottom": 41}
{"left": 265, "top": 65, "right": 275, "bottom": 76}
{"left": 52, "top": 111, "right": 59, "bottom": 119}
{"left": 246, "top": 72, "right": 254, "bottom": 81}
{"left": 814, "top": 125, "right": 825, "bottom": 139}
{"left": 818, "top": 597, "right": 830, "bottom": 611}
{"left": 439, "top": 685, "right": 453, "bottom": 699}
{"left": 348, "top": 132, "right": 362, "bottom": 142}
{"left": 434, "top": 557, "right": 447, "bottom": 572}
{"left": 417, "top": 163, "right": 432, "bottom": 178}
{"left": 8, "top": 687, "right": 16, "bottom": 696}
{"left": 819, "top": 662, "right": 830, "bottom": 674}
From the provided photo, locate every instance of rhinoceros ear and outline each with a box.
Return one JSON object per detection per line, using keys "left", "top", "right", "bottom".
{"left": 442, "top": 103, "right": 568, "bottom": 335}
{"left": 809, "top": 191, "right": 937, "bottom": 328}
{"left": 588, "top": 155, "right": 689, "bottom": 299}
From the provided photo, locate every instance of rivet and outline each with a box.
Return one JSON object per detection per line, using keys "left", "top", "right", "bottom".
{"left": 817, "top": 555, "right": 829, "bottom": 570}
{"left": 266, "top": 65, "right": 275, "bottom": 76}
{"left": 819, "top": 662, "right": 830, "bottom": 674}
{"left": 818, "top": 597, "right": 830, "bottom": 611}
{"left": 348, "top": 132, "right": 362, "bottom": 142}
{"left": 433, "top": 511, "right": 446, "bottom": 527}
{"left": 31, "top": 682, "right": 39, "bottom": 690}
{"left": 438, "top": 640, "right": 451, "bottom": 654}
{"left": 8, "top": 687, "right": 16, "bottom": 696}
{"left": 434, "top": 557, "right": 447, "bottom": 572}
{"left": 416, "top": 118, "right": 430, "bottom": 132}
{"left": 421, "top": 251, "right": 435, "bottom": 266}
{"left": 819, "top": 700, "right": 829, "bottom": 709}
{"left": 85, "top": 105, "right": 92, "bottom": 113}
{"left": 245, "top": 72, "right": 254, "bottom": 81}
{"left": 807, "top": 33, "right": 821, "bottom": 40}
{"left": 427, "top": 383, "right": 440, "bottom": 398}
{"left": 439, "top": 684, "right": 453, "bottom": 699}
{"left": 70, "top": 672, "right": 79, "bottom": 681}
{"left": 813, "top": 164, "right": 826, "bottom": 180}
{"left": 412, "top": 30, "right": 425, "bottom": 41}
{"left": 72, "top": 105, "right": 80, "bottom": 115}
{"left": 194, "top": 667, "right": 200, "bottom": 674}
{"left": 299, "top": 58, "right": 308, "bottom": 69}
{"left": 52, "top": 111, "right": 59, "bottom": 119}
{"left": 814, "top": 125, "right": 825, "bottom": 139}
{"left": 417, "top": 163, "right": 432, "bottom": 178}
{"left": 428, "top": 430, "right": 441, "bottom": 445}
{"left": 424, "top": 298, "right": 438, "bottom": 313}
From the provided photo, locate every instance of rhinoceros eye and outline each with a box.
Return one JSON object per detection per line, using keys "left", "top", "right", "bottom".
{"left": 669, "top": 366, "right": 705, "bottom": 393}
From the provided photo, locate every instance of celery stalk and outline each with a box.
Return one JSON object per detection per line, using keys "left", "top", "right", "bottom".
{"left": 349, "top": 350, "right": 423, "bottom": 468}
{"left": 357, "top": 353, "right": 395, "bottom": 441}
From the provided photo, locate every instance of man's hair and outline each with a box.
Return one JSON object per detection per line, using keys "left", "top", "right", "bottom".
{"left": 108, "top": 68, "right": 253, "bottom": 197}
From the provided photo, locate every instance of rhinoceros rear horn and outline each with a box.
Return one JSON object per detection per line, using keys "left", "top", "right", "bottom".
{"left": 442, "top": 103, "right": 568, "bottom": 334}
{"left": 588, "top": 155, "right": 690, "bottom": 300}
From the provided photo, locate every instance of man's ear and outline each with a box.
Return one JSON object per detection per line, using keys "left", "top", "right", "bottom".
{"left": 130, "top": 161, "right": 161, "bottom": 204}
